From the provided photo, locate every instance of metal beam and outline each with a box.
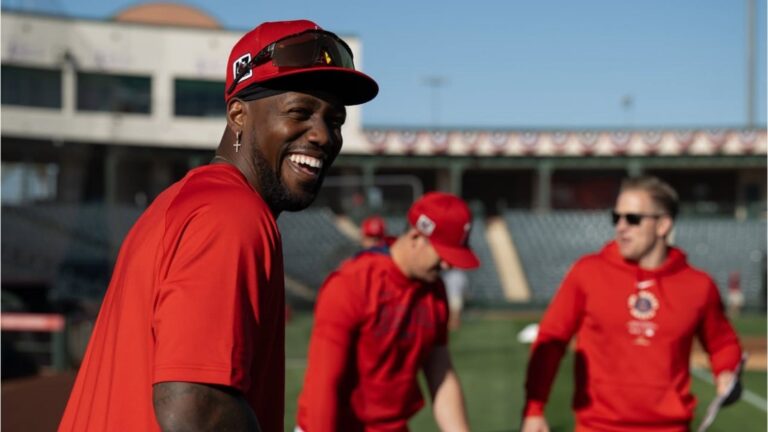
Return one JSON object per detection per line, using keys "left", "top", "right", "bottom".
{"left": 535, "top": 161, "right": 553, "bottom": 213}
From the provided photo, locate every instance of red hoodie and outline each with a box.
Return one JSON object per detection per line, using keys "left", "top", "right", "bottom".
{"left": 524, "top": 241, "right": 742, "bottom": 432}
{"left": 297, "top": 249, "right": 449, "bottom": 432}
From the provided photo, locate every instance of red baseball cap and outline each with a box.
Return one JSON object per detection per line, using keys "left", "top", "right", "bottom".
{"left": 407, "top": 192, "right": 480, "bottom": 269}
{"left": 361, "top": 216, "right": 386, "bottom": 238}
{"left": 225, "top": 20, "right": 378, "bottom": 105}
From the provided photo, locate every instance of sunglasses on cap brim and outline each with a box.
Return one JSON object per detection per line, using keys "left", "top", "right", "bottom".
{"left": 611, "top": 211, "right": 666, "bottom": 226}
{"left": 226, "top": 29, "right": 355, "bottom": 97}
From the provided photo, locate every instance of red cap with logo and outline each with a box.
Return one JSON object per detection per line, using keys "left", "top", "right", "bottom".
{"left": 407, "top": 192, "right": 480, "bottom": 269}
{"left": 361, "top": 216, "right": 387, "bottom": 238}
{"left": 225, "top": 19, "right": 378, "bottom": 105}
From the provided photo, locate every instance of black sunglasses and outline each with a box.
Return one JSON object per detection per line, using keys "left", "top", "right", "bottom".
{"left": 611, "top": 211, "right": 665, "bottom": 226}
{"left": 226, "top": 29, "right": 355, "bottom": 97}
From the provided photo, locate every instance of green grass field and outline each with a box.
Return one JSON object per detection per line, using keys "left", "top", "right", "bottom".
{"left": 284, "top": 311, "right": 766, "bottom": 432}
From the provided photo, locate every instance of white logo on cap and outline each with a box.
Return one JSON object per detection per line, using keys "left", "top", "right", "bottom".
{"left": 233, "top": 53, "right": 253, "bottom": 83}
{"left": 416, "top": 214, "right": 436, "bottom": 236}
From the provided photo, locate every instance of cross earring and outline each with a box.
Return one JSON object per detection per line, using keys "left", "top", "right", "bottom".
{"left": 234, "top": 131, "right": 242, "bottom": 153}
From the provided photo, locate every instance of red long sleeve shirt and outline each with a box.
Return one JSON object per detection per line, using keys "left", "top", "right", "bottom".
{"left": 297, "top": 248, "right": 449, "bottom": 432}
{"left": 524, "top": 241, "right": 742, "bottom": 432}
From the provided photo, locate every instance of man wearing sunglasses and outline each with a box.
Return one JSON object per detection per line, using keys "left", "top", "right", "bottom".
{"left": 522, "top": 176, "right": 743, "bottom": 432}
{"left": 297, "top": 192, "right": 476, "bottom": 432}
{"left": 59, "top": 20, "right": 378, "bottom": 432}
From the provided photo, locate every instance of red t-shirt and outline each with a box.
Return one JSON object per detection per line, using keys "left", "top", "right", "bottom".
{"left": 297, "top": 249, "right": 449, "bottom": 432}
{"left": 59, "top": 164, "right": 285, "bottom": 432}
{"left": 524, "top": 241, "right": 742, "bottom": 432}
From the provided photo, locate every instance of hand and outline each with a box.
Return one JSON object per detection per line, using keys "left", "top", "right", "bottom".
{"left": 716, "top": 370, "right": 743, "bottom": 407}
{"left": 521, "top": 416, "right": 549, "bottom": 432}
{"left": 715, "top": 371, "right": 735, "bottom": 396}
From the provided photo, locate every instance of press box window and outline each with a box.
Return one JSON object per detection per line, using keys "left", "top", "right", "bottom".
{"left": 174, "top": 79, "right": 224, "bottom": 117}
{"left": 1, "top": 65, "right": 62, "bottom": 108}
{"left": 77, "top": 72, "right": 151, "bottom": 113}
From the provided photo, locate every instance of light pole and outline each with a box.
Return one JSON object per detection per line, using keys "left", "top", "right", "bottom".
{"left": 746, "top": 0, "right": 756, "bottom": 128}
{"left": 423, "top": 75, "right": 447, "bottom": 127}
{"left": 621, "top": 94, "right": 634, "bottom": 127}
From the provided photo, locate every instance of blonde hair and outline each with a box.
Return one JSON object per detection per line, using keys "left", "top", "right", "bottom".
{"left": 620, "top": 176, "right": 679, "bottom": 219}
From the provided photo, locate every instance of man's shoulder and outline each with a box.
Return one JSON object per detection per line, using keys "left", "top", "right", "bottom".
{"left": 671, "top": 258, "right": 716, "bottom": 286}
{"left": 571, "top": 249, "right": 606, "bottom": 270}
{"left": 323, "top": 251, "right": 393, "bottom": 294}
{"left": 339, "top": 250, "right": 392, "bottom": 275}
{"left": 173, "top": 165, "right": 269, "bottom": 214}
{"left": 161, "top": 165, "right": 274, "bottom": 236}
{"left": 181, "top": 164, "right": 257, "bottom": 198}
{"left": 319, "top": 253, "right": 391, "bottom": 303}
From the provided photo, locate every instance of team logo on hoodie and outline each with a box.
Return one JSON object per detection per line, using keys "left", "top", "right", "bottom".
{"left": 628, "top": 291, "right": 659, "bottom": 320}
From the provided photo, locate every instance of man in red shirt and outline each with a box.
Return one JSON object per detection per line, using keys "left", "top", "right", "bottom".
{"left": 58, "top": 20, "right": 378, "bottom": 432}
{"left": 297, "top": 192, "right": 478, "bottom": 431}
{"left": 522, "top": 176, "right": 743, "bottom": 432}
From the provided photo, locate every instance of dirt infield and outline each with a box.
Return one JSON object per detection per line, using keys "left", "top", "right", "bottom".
{"left": 1, "top": 371, "right": 75, "bottom": 432}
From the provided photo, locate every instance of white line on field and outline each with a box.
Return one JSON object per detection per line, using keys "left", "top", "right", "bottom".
{"left": 691, "top": 368, "right": 767, "bottom": 412}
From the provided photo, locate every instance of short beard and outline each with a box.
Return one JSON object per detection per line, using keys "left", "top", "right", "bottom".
{"left": 252, "top": 147, "right": 321, "bottom": 213}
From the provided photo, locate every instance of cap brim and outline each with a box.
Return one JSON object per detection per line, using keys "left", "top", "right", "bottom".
{"left": 432, "top": 242, "right": 480, "bottom": 270}
{"left": 259, "top": 68, "right": 378, "bottom": 106}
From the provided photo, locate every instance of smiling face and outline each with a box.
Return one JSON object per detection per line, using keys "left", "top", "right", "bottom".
{"left": 233, "top": 91, "right": 346, "bottom": 213}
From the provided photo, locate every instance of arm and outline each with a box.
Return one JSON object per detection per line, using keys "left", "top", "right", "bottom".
{"left": 715, "top": 371, "right": 736, "bottom": 396}
{"left": 697, "top": 279, "right": 742, "bottom": 388}
{"left": 153, "top": 382, "right": 260, "bottom": 432}
{"left": 521, "top": 416, "right": 550, "bottom": 432}
{"left": 301, "top": 273, "right": 361, "bottom": 431}
{"left": 716, "top": 359, "right": 746, "bottom": 407}
{"left": 302, "top": 321, "right": 355, "bottom": 431}
{"left": 522, "top": 266, "right": 585, "bottom": 424}
{"left": 423, "top": 345, "right": 470, "bottom": 432}
{"left": 153, "top": 198, "right": 276, "bottom": 427}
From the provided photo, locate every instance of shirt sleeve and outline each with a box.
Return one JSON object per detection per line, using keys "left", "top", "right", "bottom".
{"left": 152, "top": 197, "right": 272, "bottom": 392}
{"left": 697, "top": 279, "right": 742, "bottom": 376}
{"left": 523, "top": 263, "right": 585, "bottom": 417}
{"left": 302, "top": 270, "right": 365, "bottom": 431}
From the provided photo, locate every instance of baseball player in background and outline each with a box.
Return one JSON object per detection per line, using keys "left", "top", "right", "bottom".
{"left": 521, "top": 176, "right": 743, "bottom": 432}
{"left": 58, "top": 19, "right": 378, "bottom": 432}
{"left": 360, "top": 215, "right": 389, "bottom": 248}
{"left": 297, "top": 192, "right": 478, "bottom": 432}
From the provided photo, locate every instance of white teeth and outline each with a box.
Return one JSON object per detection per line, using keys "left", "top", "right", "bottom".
{"left": 289, "top": 154, "right": 323, "bottom": 169}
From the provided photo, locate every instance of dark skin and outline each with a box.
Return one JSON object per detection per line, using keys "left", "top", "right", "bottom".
{"left": 153, "top": 383, "right": 261, "bottom": 432}
{"left": 153, "top": 90, "right": 346, "bottom": 431}
{"left": 217, "top": 90, "right": 346, "bottom": 216}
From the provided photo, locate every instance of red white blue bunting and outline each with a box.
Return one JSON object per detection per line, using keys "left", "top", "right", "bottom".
{"left": 358, "top": 128, "right": 764, "bottom": 156}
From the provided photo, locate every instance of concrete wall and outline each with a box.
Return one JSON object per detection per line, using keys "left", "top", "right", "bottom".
{"left": 1, "top": 12, "right": 368, "bottom": 151}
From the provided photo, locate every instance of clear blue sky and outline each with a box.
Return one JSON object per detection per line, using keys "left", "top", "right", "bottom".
{"left": 8, "top": 0, "right": 767, "bottom": 129}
